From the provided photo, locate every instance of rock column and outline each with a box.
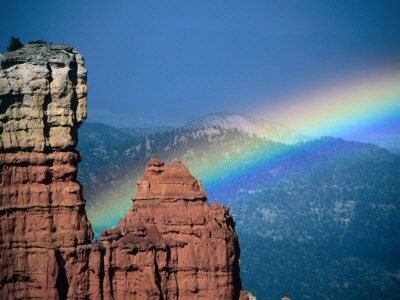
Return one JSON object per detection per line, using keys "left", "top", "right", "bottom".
{"left": 0, "top": 44, "right": 93, "bottom": 299}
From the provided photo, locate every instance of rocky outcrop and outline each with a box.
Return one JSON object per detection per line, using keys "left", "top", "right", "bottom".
{"left": 0, "top": 44, "right": 93, "bottom": 299}
{"left": 100, "top": 158, "right": 247, "bottom": 299}
{"left": 0, "top": 43, "right": 87, "bottom": 152}
{"left": 0, "top": 44, "right": 247, "bottom": 299}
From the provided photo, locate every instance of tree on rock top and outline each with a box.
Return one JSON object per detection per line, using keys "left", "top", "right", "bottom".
{"left": 7, "top": 36, "right": 23, "bottom": 51}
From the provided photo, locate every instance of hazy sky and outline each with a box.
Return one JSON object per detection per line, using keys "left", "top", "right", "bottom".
{"left": 1, "top": 0, "right": 400, "bottom": 127}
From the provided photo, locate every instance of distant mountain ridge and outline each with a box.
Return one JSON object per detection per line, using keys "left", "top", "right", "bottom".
{"left": 77, "top": 120, "right": 400, "bottom": 299}
{"left": 185, "top": 112, "right": 309, "bottom": 144}
{"left": 85, "top": 111, "right": 399, "bottom": 155}
{"left": 82, "top": 122, "right": 175, "bottom": 139}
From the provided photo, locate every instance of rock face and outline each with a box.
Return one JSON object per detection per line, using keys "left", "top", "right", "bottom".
{"left": 0, "top": 44, "right": 93, "bottom": 299}
{"left": 0, "top": 43, "right": 87, "bottom": 151}
{"left": 100, "top": 158, "right": 247, "bottom": 299}
{"left": 0, "top": 44, "right": 247, "bottom": 299}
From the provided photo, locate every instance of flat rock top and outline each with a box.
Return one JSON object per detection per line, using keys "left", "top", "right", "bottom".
{"left": 0, "top": 43, "right": 81, "bottom": 66}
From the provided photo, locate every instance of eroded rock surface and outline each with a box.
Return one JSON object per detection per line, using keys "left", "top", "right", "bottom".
{"left": 0, "top": 43, "right": 87, "bottom": 151}
{"left": 0, "top": 44, "right": 93, "bottom": 299}
{"left": 0, "top": 44, "right": 247, "bottom": 299}
{"left": 100, "top": 158, "right": 247, "bottom": 299}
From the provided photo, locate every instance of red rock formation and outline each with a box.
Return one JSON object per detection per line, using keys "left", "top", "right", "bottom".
{"left": 0, "top": 44, "right": 248, "bottom": 299}
{"left": 0, "top": 44, "right": 93, "bottom": 299}
{"left": 100, "top": 158, "right": 248, "bottom": 299}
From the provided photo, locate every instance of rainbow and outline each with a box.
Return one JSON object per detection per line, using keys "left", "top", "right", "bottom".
{"left": 255, "top": 68, "right": 400, "bottom": 139}
{"left": 86, "top": 67, "right": 400, "bottom": 238}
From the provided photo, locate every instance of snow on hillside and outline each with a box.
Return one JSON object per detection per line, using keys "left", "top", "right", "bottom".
{"left": 185, "top": 112, "right": 308, "bottom": 144}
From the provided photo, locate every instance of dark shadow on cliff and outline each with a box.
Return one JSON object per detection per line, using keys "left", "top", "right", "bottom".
{"left": 55, "top": 250, "right": 69, "bottom": 300}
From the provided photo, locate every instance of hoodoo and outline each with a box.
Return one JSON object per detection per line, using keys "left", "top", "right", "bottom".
{"left": 100, "top": 158, "right": 247, "bottom": 299}
{"left": 0, "top": 43, "right": 248, "bottom": 299}
{"left": 0, "top": 43, "right": 93, "bottom": 299}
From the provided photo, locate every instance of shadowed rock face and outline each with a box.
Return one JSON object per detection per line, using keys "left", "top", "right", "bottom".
{"left": 0, "top": 44, "right": 248, "bottom": 299}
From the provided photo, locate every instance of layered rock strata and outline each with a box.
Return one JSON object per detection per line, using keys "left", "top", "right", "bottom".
{"left": 0, "top": 44, "right": 93, "bottom": 299}
{"left": 0, "top": 44, "right": 247, "bottom": 299}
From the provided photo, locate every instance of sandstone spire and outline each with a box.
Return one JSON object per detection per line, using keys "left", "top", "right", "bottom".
{"left": 101, "top": 158, "right": 248, "bottom": 299}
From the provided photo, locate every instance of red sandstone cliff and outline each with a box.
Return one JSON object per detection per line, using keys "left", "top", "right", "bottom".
{"left": 0, "top": 43, "right": 93, "bottom": 299}
{"left": 0, "top": 43, "right": 248, "bottom": 299}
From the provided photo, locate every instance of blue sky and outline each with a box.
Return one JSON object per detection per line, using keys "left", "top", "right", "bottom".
{"left": 1, "top": 0, "right": 400, "bottom": 127}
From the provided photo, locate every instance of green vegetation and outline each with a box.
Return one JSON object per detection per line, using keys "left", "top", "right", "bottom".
{"left": 28, "top": 39, "right": 48, "bottom": 45}
{"left": 6, "top": 37, "right": 51, "bottom": 51}
{"left": 6, "top": 36, "right": 23, "bottom": 51}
